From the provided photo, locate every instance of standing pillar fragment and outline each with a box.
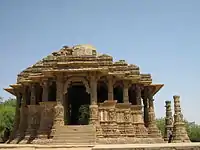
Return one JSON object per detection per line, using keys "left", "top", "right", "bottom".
{"left": 164, "top": 101, "right": 173, "bottom": 141}
{"left": 172, "top": 95, "right": 190, "bottom": 143}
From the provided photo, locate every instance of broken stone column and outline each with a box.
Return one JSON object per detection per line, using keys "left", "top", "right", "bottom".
{"left": 164, "top": 101, "right": 173, "bottom": 141}
{"left": 172, "top": 95, "right": 190, "bottom": 143}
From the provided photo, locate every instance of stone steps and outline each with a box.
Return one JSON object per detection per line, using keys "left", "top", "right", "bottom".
{"left": 52, "top": 125, "right": 96, "bottom": 144}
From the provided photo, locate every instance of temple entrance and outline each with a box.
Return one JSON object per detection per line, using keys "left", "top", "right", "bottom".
{"left": 64, "top": 83, "right": 90, "bottom": 125}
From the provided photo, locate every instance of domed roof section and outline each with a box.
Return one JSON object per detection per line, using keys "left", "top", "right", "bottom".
{"left": 72, "top": 44, "right": 100, "bottom": 56}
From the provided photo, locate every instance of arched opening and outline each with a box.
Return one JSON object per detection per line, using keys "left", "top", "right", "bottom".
{"left": 114, "top": 86, "right": 123, "bottom": 103}
{"left": 97, "top": 81, "right": 108, "bottom": 103}
{"left": 64, "top": 83, "right": 90, "bottom": 125}
{"left": 48, "top": 81, "right": 56, "bottom": 101}
{"left": 128, "top": 86, "right": 137, "bottom": 105}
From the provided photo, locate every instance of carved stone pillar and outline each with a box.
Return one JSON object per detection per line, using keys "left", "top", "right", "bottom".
{"left": 25, "top": 84, "right": 41, "bottom": 139}
{"left": 51, "top": 74, "right": 64, "bottom": 137}
{"left": 164, "top": 101, "right": 173, "bottom": 141}
{"left": 30, "top": 84, "right": 36, "bottom": 105}
{"left": 8, "top": 91, "right": 21, "bottom": 142}
{"left": 172, "top": 95, "right": 190, "bottom": 143}
{"left": 90, "top": 74, "right": 97, "bottom": 105}
{"left": 107, "top": 76, "right": 113, "bottom": 100}
{"left": 18, "top": 87, "right": 29, "bottom": 138}
{"left": 42, "top": 80, "right": 49, "bottom": 102}
{"left": 123, "top": 81, "right": 129, "bottom": 103}
{"left": 135, "top": 84, "right": 142, "bottom": 105}
{"left": 89, "top": 74, "right": 98, "bottom": 125}
{"left": 142, "top": 88, "right": 149, "bottom": 127}
{"left": 147, "top": 87, "right": 163, "bottom": 140}
{"left": 26, "top": 84, "right": 36, "bottom": 136}
{"left": 131, "top": 85, "right": 148, "bottom": 138}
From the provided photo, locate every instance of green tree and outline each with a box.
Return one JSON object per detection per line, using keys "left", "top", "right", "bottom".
{"left": 156, "top": 117, "right": 165, "bottom": 136}
{"left": 0, "top": 98, "right": 16, "bottom": 137}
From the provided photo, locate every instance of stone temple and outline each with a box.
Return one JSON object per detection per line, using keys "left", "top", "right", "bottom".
{"left": 4, "top": 44, "right": 165, "bottom": 144}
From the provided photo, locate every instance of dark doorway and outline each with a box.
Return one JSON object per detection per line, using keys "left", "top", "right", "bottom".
{"left": 97, "top": 81, "right": 108, "bottom": 103}
{"left": 129, "top": 87, "right": 137, "bottom": 105}
{"left": 48, "top": 81, "right": 56, "bottom": 101}
{"left": 65, "top": 84, "right": 90, "bottom": 125}
{"left": 114, "top": 86, "right": 123, "bottom": 103}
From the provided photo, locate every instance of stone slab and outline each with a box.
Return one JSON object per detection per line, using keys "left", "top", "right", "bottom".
{"left": 0, "top": 143, "right": 200, "bottom": 150}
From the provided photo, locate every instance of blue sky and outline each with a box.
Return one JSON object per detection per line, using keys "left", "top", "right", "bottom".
{"left": 0, "top": 0, "right": 200, "bottom": 123}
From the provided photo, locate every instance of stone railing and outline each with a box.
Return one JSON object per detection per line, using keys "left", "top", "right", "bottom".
{"left": 116, "top": 103, "right": 134, "bottom": 137}
{"left": 37, "top": 102, "right": 56, "bottom": 138}
{"left": 131, "top": 105, "right": 148, "bottom": 138}
{"left": 98, "top": 100, "right": 118, "bottom": 137}
{"left": 98, "top": 101, "right": 147, "bottom": 138}
{"left": 25, "top": 105, "right": 41, "bottom": 139}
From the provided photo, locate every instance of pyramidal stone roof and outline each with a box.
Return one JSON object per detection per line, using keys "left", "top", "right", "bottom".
{"left": 16, "top": 44, "right": 152, "bottom": 85}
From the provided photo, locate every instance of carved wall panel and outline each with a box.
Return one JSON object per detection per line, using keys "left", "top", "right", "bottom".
{"left": 115, "top": 103, "right": 134, "bottom": 136}
{"left": 99, "top": 100, "right": 119, "bottom": 137}
{"left": 38, "top": 102, "right": 56, "bottom": 137}
{"left": 131, "top": 105, "right": 148, "bottom": 138}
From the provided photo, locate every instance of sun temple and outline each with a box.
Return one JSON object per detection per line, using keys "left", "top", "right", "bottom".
{"left": 4, "top": 44, "right": 167, "bottom": 144}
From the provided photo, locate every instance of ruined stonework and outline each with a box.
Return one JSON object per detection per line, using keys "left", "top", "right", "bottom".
{"left": 172, "top": 95, "right": 190, "bottom": 143}
{"left": 4, "top": 44, "right": 167, "bottom": 144}
{"left": 164, "top": 101, "right": 173, "bottom": 141}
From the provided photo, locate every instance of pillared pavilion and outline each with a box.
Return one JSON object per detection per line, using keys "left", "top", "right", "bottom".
{"left": 4, "top": 44, "right": 164, "bottom": 144}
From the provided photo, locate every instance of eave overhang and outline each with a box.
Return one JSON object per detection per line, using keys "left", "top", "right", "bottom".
{"left": 147, "top": 84, "right": 164, "bottom": 96}
{"left": 4, "top": 87, "right": 16, "bottom": 96}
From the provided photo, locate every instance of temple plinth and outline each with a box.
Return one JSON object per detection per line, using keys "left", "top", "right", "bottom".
{"left": 4, "top": 44, "right": 165, "bottom": 144}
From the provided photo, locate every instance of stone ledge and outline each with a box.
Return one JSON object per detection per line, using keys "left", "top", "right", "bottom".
{"left": 94, "top": 143, "right": 200, "bottom": 150}
{"left": 0, "top": 143, "right": 200, "bottom": 150}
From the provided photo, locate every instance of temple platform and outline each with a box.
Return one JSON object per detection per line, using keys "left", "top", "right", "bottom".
{"left": 1, "top": 143, "right": 200, "bottom": 150}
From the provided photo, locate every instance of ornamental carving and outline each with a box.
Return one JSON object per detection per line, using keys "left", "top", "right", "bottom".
{"left": 90, "top": 105, "right": 98, "bottom": 118}
{"left": 109, "top": 109, "right": 115, "bottom": 121}
{"left": 124, "top": 110, "right": 130, "bottom": 122}
{"left": 64, "top": 77, "right": 90, "bottom": 94}
{"left": 54, "top": 103, "right": 64, "bottom": 120}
